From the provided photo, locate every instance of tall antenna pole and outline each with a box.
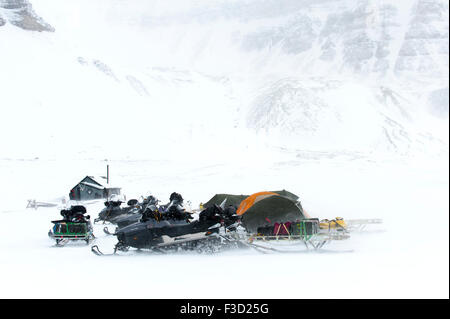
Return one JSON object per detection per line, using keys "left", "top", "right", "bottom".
{"left": 107, "top": 164, "right": 109, "bottom": 184}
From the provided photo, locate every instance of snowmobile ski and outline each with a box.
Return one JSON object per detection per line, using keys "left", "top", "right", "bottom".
{"left": 103, "top": 226, "right": 115, "bottom": 235}
{"left": 90, "top": 245, "right": 117, "bottom": 256}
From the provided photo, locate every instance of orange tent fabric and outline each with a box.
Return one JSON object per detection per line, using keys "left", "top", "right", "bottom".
{"left": 236, "top": 191, "right": 279, "bottom": 216}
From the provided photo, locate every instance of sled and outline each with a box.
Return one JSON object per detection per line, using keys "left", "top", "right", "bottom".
{"left": 49, "top": 221, "right": 95, "bottom": 245}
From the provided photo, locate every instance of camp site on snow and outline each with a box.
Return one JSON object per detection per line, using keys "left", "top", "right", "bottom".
{"left": 45, "top": 177, "right": 382, "bottom": 255}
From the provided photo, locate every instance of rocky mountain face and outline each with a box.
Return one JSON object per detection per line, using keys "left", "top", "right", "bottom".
{"left": 0, "top": 0, "right": 54, "bottom": 31}
{"left": 0, "top": 0, "right": 448, "bottom": 160}
{"left": 238, "top": 0, "right": 448, "bottom": 79}
{"left": 233, "top": 0, "right": 448, "bottom": 154}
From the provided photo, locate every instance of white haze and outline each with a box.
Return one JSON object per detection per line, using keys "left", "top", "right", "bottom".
{"left": 0, "top": 0, "right": 448, "bottom": 298}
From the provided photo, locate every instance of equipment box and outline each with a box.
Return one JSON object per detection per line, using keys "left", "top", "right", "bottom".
{"left": 290, "top": 219, "right": 320, "bottom": 236}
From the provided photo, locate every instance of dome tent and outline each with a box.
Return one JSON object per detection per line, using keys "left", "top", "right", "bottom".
{"left": 237, "top": 191, "right": 306, "bottom": 232}
{"left": 203, "top": 190, "right": 306, "bottom": 232}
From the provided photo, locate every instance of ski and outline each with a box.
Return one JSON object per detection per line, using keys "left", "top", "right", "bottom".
{"left": 103, "top": 226, "right": 115, "bottom": 235}
{"left": 90, "top": 245, "right": 118, "bottom": 256}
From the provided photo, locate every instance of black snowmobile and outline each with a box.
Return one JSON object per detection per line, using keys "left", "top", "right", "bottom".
{"left": 102, "top": 195, "right": 161, "bottom": 235}
{"left": 91, "top": 202, "right": 240, "bottom": 255}
{"left": 102, "top": 192, "right": 185, "bottom": 235}
{"left": 48, "top": 205, "right": 94, "bottom": 246}
{"left": 94, "top": 198, "right": 140, "bottom": 224}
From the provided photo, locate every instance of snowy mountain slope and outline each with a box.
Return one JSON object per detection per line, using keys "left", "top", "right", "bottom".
{"left": 245, "top": 77, "right": 448, "bottom": 156}
{"left": 0, "top": 0, "right": 446, "bottom": 161}
{"left": 28, "top": 0, "right": 448, "bottom": 80}
{"left": 0, "top": 33, "right": 241, "bottom": 161}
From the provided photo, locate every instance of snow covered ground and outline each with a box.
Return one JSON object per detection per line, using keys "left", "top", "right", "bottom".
{"left": 0, "top": 0, "right": 448, "bottom": 298}
{"left": 0, "top": 154, "right": 448, "bottom": 298}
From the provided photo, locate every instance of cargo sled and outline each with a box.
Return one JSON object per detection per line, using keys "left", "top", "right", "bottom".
{"left": 48, "top": 205, "right": 94, "bottom": 246}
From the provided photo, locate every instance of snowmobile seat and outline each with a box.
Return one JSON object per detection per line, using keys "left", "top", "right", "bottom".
{"left": 51, "top": 219, "right": 88, "bottom": 224}
{"left": 127, "top": 199, "right": 138, "bottom": 206}
{"left": 104, "top": 200, "right": 122, "bottom": 207}
{"left": 73, "top": 205, "right": 87, "bottom": 214}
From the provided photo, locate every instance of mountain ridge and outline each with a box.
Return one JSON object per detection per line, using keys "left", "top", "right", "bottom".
{"left": 0, "top": 0, "right": 448, "bottom": 160}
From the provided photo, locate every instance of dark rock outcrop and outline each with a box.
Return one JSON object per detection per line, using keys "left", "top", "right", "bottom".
{"left": 0, "top": 0, "right": 54, "bottom": 31}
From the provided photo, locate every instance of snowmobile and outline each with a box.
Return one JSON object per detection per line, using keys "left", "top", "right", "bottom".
{"left": 102, "top": 192, "right": 187, "bottom": 235}
{"left": 91, "top": 202, "right": 240, "bottom": 255}
{"left": 48, "top": 205, "right": 94, "bottom": 246}
{"left": 94, "top": 197, "right": 140, "bottom": 224}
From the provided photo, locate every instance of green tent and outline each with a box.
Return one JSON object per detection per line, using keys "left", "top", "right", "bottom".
{"left": 203, "top": 193, "right": 249, "bottom": 208}
{"left": 203, "top": 190, "right": 305, "bottom": 232}
{"left": 240, "top": 195, "right": 305, "bottom": 232}
{"left": 235, "top": 190, "right": 305, "bottom": 233}
{"left": 203, "top": 190, "right": 299, "bottom": 209}
{"left": 271, "top": 189, "right": 299, "bottom": 202}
